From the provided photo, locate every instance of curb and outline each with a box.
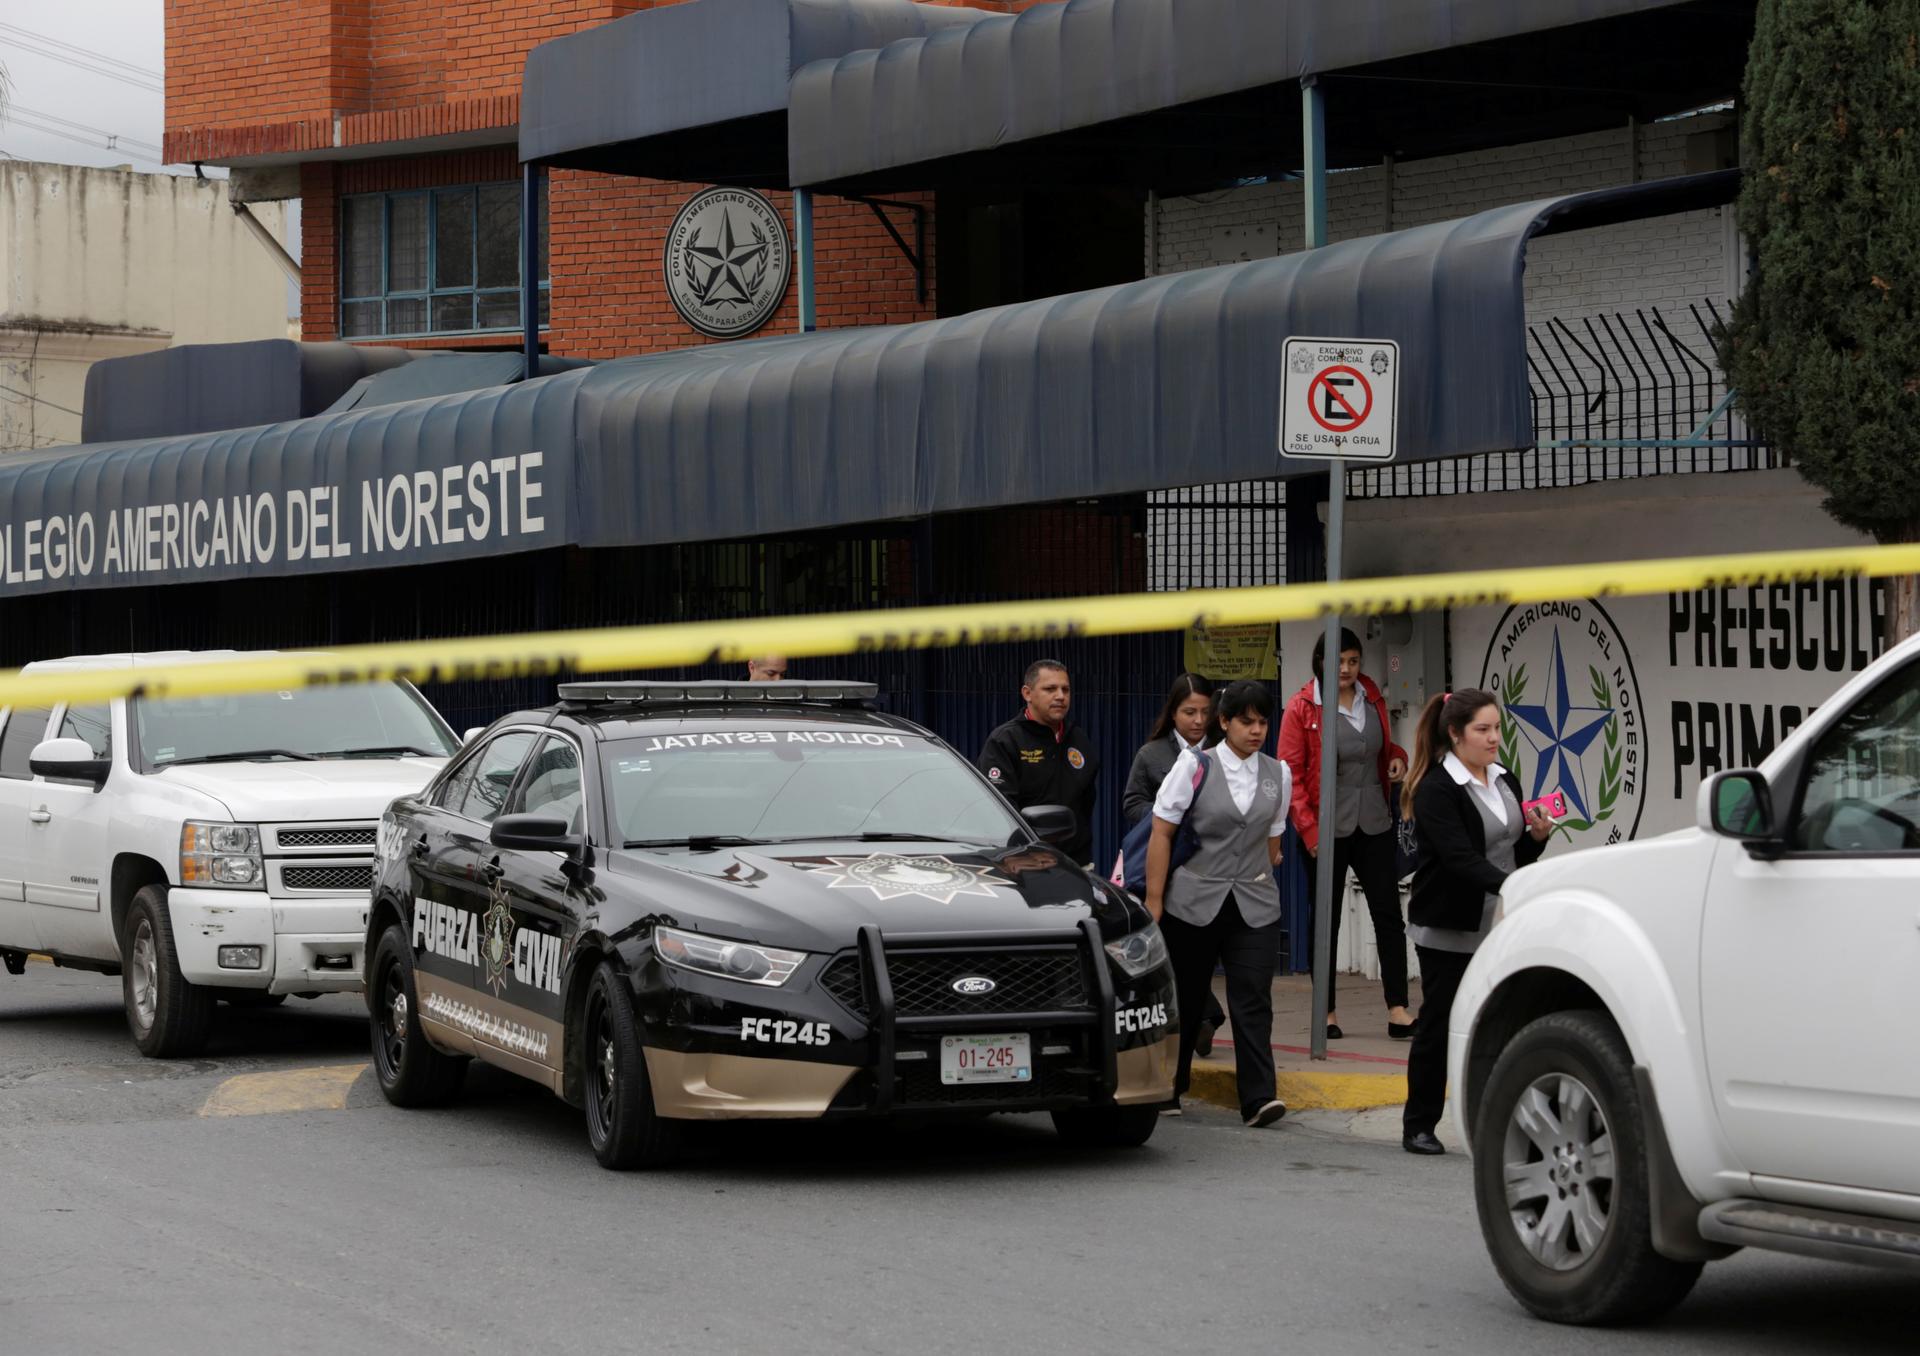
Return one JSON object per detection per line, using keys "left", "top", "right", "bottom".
{"left": 1188, "top": 1058, "right": 1406, "bottom": 1114}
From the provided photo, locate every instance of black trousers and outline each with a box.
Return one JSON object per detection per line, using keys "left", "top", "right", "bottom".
{"left": 1162, "top": 892, "right": 1281, "bottom": 1118}
{"left": 1403, "top": 945, "right": 1473, "bottom": 1137}
{"left": 1304, "top": 827, "right": 1408, "bottom": 1011}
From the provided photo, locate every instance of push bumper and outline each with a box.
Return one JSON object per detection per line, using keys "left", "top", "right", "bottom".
{"left": 168, "top": 888, "right": 368, "bottom": 994}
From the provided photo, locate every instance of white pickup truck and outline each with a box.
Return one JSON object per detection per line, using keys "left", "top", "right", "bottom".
{"left": 1453, "top": 631, "right": 1920, "bottom": 1323}
{"left": 0, "top": 653, "right": 458, "bottom": 1057}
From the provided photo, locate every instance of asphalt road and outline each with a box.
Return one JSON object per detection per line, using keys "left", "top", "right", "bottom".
{"left": 1, "top": 964, "right": 1910, "bottom": 1356}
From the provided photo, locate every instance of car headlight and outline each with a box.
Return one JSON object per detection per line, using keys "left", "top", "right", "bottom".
{"left": 1104, "top": 921, "right": 1169, "bottom": 978}
{"left": 653, "top": 925, "right": 805, "bottom": 987}
{"left": 181, "top": 821, "right": 263, "bottom": 889}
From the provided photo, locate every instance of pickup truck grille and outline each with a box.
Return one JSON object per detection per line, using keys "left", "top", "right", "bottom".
{"left": 277, "top": 827, "right": 376, "bottom": 849}
{"left": 282, "top": 864, "right": 374, "bottom": 893}
{"left": 265, "top": 822, "right": 378, "bottom": 856}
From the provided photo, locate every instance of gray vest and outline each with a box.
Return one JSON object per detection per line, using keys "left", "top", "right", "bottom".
{"left": 1164, "top": 751, "right": 1284, "bottom": 928}
{"left": 1333, "top": 702, "right": 1391, "bottom": 838}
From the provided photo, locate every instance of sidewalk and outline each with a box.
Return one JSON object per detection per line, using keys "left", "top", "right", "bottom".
{"left": 1184, "top": 971, "right": 1415, "bottom": 1116}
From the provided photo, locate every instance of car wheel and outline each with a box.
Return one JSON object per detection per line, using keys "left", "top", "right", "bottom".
{"left": 123, "top": 886, "right": 215, "bottom": 1059}
{"left": 581, "top": 961, "right": 679, "bottom": 1170}
{"left": 221, "top": 992, "right": 287, "bottom": 1008}
{"left": 368, "top": 925, "right": 465, "bottom": 1107}
{"left": 1472, "top": 1009, "right": 1704, "bottom": 1326}
{"left": 1050, "top": 1104, "right": 1160, "bottom": 1149}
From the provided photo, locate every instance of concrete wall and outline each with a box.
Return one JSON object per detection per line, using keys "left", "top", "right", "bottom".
{"left": 0, "top": 163, "right": 291, "bottom": 450}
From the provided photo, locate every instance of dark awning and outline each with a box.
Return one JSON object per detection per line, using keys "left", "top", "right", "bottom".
{"left": 788, "top": 0, "right": 1752, "bottom": 192}
{"left": 519, "top": 0, "right": 991, "bottom": 187}
{"left": 0, "top": 173, "right": 1734, "bottom": 599}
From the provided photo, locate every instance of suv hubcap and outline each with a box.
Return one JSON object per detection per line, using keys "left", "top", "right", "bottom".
{"left": 130, "top": 921, "right": 158, "bottom": 1029}
{"left": 1501, "top": 1072, "right": 1615, "bottom": 1271}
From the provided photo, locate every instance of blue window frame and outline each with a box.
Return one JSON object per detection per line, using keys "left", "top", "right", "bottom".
{"left": 339, "top": 180, "right": 549, "bottom": 339}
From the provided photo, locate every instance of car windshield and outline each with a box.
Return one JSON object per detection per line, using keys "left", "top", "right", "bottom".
{"left": 606, "top": 728, "right": 1024, "bottom": 847}
{"left": 133, "top": 683, "right": 459, "bottom": 768}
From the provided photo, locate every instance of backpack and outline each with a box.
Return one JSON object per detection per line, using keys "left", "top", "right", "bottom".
{"left": 1111, "top": 751, "right": 1212, "bottom": 897}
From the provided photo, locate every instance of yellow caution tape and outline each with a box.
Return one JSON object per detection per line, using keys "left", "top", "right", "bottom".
{"left": 2, "top": 542, "right": 1917, "bottom": 708}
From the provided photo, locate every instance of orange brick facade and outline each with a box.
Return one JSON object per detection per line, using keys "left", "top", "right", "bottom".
{"left": 167, "top": 0, "right": 1033, "bottom": 355}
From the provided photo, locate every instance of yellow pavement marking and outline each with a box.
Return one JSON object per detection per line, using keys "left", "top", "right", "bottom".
{"left": 198, "top": 1063, "right": 369, "bottom": 1118}
{"left": 1, "top": 542, "right": 1917, "bottom": 706}
{"left": 1190, "top": 1060, "right": 1406, "bottom": 1112}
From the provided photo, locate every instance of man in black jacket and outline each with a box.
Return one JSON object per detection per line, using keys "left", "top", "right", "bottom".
{"left": 977, "top": 659, "right": 1100, "bottom": 864}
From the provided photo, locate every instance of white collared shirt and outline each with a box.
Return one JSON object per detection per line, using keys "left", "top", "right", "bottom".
{"left": 1311, "top": 679, "right": 1368, "bottom": 733}
{"left": 1153, "top": 743, "right": 1290, "bottom": 837}
{"left": 1443, "top": 752, "right": 1509, "bottom": 826}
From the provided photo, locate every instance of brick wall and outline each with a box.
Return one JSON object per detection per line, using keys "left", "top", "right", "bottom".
{"left": 1151, "top": 112, "right": 1738, "bottom": 326}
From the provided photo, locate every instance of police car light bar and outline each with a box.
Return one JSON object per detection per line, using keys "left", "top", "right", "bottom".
{"left": 556, "top": 680, "right": 879, "bottom": 705}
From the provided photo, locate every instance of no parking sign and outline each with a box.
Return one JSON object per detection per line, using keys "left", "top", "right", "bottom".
{"left": 1279, "top": 337, "right": 1399, "bottom": 462}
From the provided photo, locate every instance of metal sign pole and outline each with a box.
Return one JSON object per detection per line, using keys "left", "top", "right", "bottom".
{"left": 1302, "top": 75, "right": 1337, "bottom": 1065}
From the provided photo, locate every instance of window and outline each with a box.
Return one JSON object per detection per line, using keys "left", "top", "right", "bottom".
{"left": 511, "top": 736, "right": 585, "bottom": 833}
{"left": 1792, "top": 662, "right": 1920, "bottom": 852}
{"left": 59, "top": 706, "right": 112, "bottom": 760}
{"left": 340, "top": 180, "right": 549, "bottom": 339}
{"left": 130, "top": 684, "right": 457, "bottom": 769}
{"left": 458, "top": 732, "right": 538, "bottom": 826}
{"left": 0, "top": 707, "right": 52, "bottom": 780}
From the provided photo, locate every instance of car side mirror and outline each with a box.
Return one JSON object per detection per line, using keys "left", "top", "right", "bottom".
{"left": 490, "top": 813, "right": 585, "bottom": 856}
{"left": 462, "top": 726, "right": 486, "bottom": 745}
{"left": 1021, "top": 804, "right": 1076, "bottom": 848}
{"left": 1702, "top": 770, "right": 1782, "bottom": 857}
{"left": 30, "top": 737, "right": 110, "bottom": 788}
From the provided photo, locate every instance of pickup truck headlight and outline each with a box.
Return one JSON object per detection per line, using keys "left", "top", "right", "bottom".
{"left": 1105, "top": 921, "right": 1169, "bottom": 977}
{"left": 181, "top": 822, "right": 263, "bottom": 889}
{"left": 653, "top": 925, "right": 804, "bottom": 987}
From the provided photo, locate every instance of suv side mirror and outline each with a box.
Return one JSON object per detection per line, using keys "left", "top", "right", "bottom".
{"left": 1021, "top": 804, "right": 1076, "bottom": 848}
{"left": 30, "top": 737, "right": 110, "bottom": 788}
{"left": 1702, "top": 770, "right": 1781, "bottom": 856}
{"left": 490, "top": 812, "right": 585, "bottom": 856}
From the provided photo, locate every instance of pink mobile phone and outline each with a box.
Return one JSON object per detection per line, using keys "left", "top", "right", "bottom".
{"left": 1523, "top": 791, "right": 1569, "bottom": 820}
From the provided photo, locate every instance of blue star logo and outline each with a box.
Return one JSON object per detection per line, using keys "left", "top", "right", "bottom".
{"left": 1506, "top": 628, "right": 1614, "bottom": 821}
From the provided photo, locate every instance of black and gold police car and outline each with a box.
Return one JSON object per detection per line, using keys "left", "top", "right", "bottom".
{"left": 364, "top": 681, "right": 1178, "bottom": 1168}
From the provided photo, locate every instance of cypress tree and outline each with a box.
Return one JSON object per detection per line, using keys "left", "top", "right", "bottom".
{"left": 1720, "top": 0, "right": 1920, "bottom": 635}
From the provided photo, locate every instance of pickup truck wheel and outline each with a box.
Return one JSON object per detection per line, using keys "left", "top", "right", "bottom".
{"left": 123, "top": 887, "right": 215, "bottom": 1058}
{"left": 581, "top": 962, "right": 679, "bottom": 1170}
{"left": 1473, "top": 1010, "right": 1703, "bottom": 1326}
{"left": 1051, "top": 1105, "right": 1159, "bottom": 1148}
{"left": 368, "top": 925, "right": 465, "bottom": 1107}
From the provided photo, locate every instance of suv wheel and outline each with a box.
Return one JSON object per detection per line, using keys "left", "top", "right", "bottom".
{"left": 1051, "top": 1104, "right": 1159, "bottom": 1149}
{"left": 123, "top": 886, "right": 215, "bottom": 1058}
{"left": 368, "top": 924, "right": 466, "bottom": 1106}
{"left": 1472, "top": 1010, "right": 1703, "bottom": 1325}
{"left": 581, "top": 961, "right": 679, "bottom": 1170}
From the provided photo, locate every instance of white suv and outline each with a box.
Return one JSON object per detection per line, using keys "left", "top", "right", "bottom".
{"left": 0, "top": 653, "right": 458, "bottom": 1057}
{"left": 1451, "top": 631, "right": 1920, "bottom": 1323}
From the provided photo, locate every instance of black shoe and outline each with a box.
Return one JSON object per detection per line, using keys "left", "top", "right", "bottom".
{"left": 1403, "top": 1131, "right": 1445, "bottom": 1155}
{"left": 1243, "top": 1099, "right": 1287, "bottom": 1128}
{"left": 1195, "top": 1018, "right": 1218, "bottom": 1060}
{"left": 1388, "top": 1021, "right": 1415, "bottom": 1040}
{"left": 1325, "top": 1023, "right": 1344, "bottom": 1040}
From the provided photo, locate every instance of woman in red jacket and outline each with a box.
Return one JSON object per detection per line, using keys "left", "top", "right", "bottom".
{"left": 1277, "top": 627, "right": 1413, "bottom": 1040}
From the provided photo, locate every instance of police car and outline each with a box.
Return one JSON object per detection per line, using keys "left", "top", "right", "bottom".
{"left": 364, "top": 681, "right": 1178, "bottom": 1168}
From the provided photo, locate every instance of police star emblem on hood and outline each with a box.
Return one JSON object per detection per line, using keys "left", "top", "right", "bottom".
{"left": 806, "top": 853, "right": 1008, "bottom": 904}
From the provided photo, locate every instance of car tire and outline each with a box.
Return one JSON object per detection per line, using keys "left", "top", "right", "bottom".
{"left": 368, "top": 924, "right": 466, "bottom": 1107}
{"left": 581, "top": 961, "right": 679, "bottom": 1170}
{"left": 221, "top": 992, "right": 287, "bottom": 1008}
{"left": 123, "top": 886, "right": 215, "bottom": 1059}
{"left": 1472, "top": 1009, "right": 1704, "bottom": 1326}
{"left": 1050, "top": 1104, "right": 1160, "bottom": 1149}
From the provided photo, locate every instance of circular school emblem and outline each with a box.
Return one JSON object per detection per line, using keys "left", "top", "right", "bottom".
{"left": 1067, "top": 748, "right": 1085, "bottom": 770}
{"left": 1478, "top": 598, "right": 1647, "bottom": 849}
{"left": 808, "top": 854, "right": 1008, "bottom": 905}
{"left": 479, "top": 878, "right": 516, "bottom": 995}
{"left": 664, "top": 188, "right": 792, "bottom": 338}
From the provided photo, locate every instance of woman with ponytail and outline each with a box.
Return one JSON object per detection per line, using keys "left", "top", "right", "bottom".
{"left": 1398, "top": 688, "right": 1552, "bottom": 1157}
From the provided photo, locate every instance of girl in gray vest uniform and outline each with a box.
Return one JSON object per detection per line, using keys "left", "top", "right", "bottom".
{"left": 1143, "top": 680, "right": 1291, "bottom": 1128}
